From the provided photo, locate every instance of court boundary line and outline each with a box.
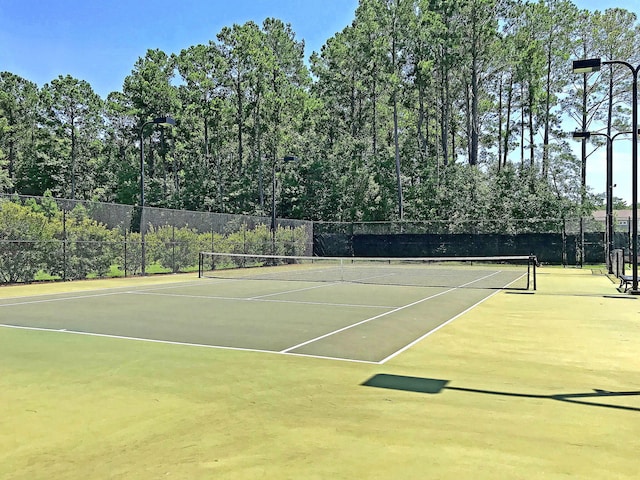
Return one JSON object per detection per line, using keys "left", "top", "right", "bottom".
{"left": 1, "top": 270, "right": 528, "bottom": 364}
{"left": 377, "top": 286, "right": 502, "bottom": 364}
{"left": 0, "top": 287, "right": 396, "bottom": 310}
{"left": 128, "top": 290, "right": 395, "bottom": 309}
{"left": 247, "top": 281, "right": 343, "bottom": 300}
{"left": 0, "top": 290, "right": 129, "bottom": 307}
{"left": 0, "top": 277, "right": 278, "bottom": 308}
{"left": 280, "top": 270, "right": 504, "bottom": 354}
{"left": 378, "top": 272, "right": 527, "bottom": 364}
{"left": 0, "top": 278, "right": 224, "bottom": 302}
{"left": 0, "top": 323, "right": 378, "bottom": 365}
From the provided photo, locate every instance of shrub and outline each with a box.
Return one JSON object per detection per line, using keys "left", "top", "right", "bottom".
{"left": 0, "top": 200, "right": 58, "bottom": 283}
{"left": 147, "top": 225, "right": 201, "bottom": 273}
{"left": 61, "top": 206, "right": 118, "bottom": 279}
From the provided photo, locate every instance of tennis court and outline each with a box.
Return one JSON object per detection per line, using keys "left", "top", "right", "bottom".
{"left": 0, "top": 254, "right": 535, "bottom": 363}
{"left": 3, "top": 261, "right": 640, "bottom": 480}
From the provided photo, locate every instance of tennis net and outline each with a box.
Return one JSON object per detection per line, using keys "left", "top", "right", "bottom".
{"left": 198, "top": 253, "right": 537, "bottom": 290}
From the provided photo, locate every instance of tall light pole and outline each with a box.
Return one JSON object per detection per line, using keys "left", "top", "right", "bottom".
{"left": 139, "top": 116, "right": 175, "bottom": 275}
{"left": 271, "top": 155, "right": 298, "bottom": 252}
{"left": 572, "top": 130, "right": 634, "bottom": 273}
{"left": 573, "top": 58, "right": 639, "bottom": 293}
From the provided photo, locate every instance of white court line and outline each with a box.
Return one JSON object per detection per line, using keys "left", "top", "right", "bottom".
{"left": 0, "top": 323, "right": 378, "bottom": 364}
{"left": 127, "top": 290, "right": 395, "bottom": 309}
{"left": 248, "top": 281, "right": 341, "bottom": 300}
{"left": 350, "top": 272, "right": 399, "bottom": 282}
{"left": 0, "top": 291, "right": 128, "bottom": 307}
{"left": 0, "top": 276, "right": 269, "bottom": 306}
{"left": 0, "top": 278, "right": 233, "bottom": 307}
{"left": 377, "top": 271, "right": 528, "bottom": 364}
{"left": 280, "top": 270, "right": 504, "bottom": 354}
{"left": 203, "top": 266, "right": 343, "bottom": 282}
{"left": 0, "top": 269, "right": 527, "bottom": 364}
{"left": 123, "top": 278, "right": 235, "bottom": 294}
{"left": 239, "top": 271, "right": 400, "bottom": 300}
{"left": 0, "top": 278, "right": 225, "bottom": 303}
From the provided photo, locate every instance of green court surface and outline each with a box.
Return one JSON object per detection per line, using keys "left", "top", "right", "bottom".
{"left": 1, "top": 267, "right": 639, "bottom": 479}
{"left": 0, "top": 263, "right": 530, "bottom": 363}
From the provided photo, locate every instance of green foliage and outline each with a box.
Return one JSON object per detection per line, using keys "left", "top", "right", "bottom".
{"left": 121, "top": 231, "right": 143, "bottom": 276}
{"left": 0, "top": 145, "right": 10, "bottom": 192}
{"left": 147, "top": 225, "right": 203, "bottom": 273}
{"left": 219, "top": 223, "right": 271, "bottom": 255}
{"left": 24, "top": 189, "right": 60, "bottom": 218}
{"left": 2, "top": 2, "right": 639, "bottom": 229}
{"left": 203, "top": 223, "right": 309, "bottom": 257}
{"left": 276, "top": 224, "right": 310, "bottom": 256}
{"left": 0, "top": 200, "right": 57, "bottom": 282}
{"left": 56, "top": 205, "right": 118, "bottom": 279}
{"left": 0, "top": 197, "right": 309, "bottom": 284}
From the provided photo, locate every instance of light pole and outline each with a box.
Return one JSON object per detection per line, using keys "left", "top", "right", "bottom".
{"left": 573, "top": 58, "right": 640, "bottom": 293}
{"left": 271, "top": 155, "right": 298, "bottom": 252}
{"left": 572, "top": 130, "right": 634, "bottom": 273}
{"left": 139, "top": 116, "right": 175, "bottom": 275}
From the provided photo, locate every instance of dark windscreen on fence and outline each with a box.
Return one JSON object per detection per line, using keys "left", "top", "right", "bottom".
{"left": 313, "top": 219, "right": 629, "bottom": 266}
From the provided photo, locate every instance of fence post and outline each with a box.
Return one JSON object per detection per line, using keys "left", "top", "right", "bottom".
{"left": 124, "top": 228, "right": 128, "bottom": 277}
{"left": 243, "top": 225, "right": 248, "bottom": 254}
{"left": 62, "top": 209, "right": 67, "bottom": 281}
{"left": 172, "top": 225, "right": 176, "bottom": 273}
{"left": 211, "top": 224, "right": 216, "bottom": 270}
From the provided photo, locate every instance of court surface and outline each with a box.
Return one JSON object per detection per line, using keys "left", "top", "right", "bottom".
{"left": 2, "top": 267, "right": 639, "bottom": 480}
{"left": 0, "top": 264, "right": 528, "bottom": 363}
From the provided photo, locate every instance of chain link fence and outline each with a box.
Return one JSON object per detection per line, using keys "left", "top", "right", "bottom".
{"left": 1, "top": 193, "right": 633, "bottom": 284}
{"left": 0, "top": 194, "right": 312, "bottom": 284}
{"left": 313, "top": 217, "right": 631, "bottom": 266}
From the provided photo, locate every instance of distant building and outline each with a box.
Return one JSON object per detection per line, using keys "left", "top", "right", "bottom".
{"left": 592, "top": 209, "right": 633, "bottom": 230}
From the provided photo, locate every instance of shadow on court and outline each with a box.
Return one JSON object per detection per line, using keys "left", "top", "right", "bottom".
{"left": 362, "top": 373, "right": 640, "bottom": 413}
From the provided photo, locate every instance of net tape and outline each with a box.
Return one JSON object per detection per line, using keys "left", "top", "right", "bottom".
{"left": 198, "top": 253, "right": 537, "bottom": 290}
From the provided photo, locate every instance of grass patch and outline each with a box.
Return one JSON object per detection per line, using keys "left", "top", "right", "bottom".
{"left": 33, "top": 270, "right": 61, "bottom": 281}
{"left": 29, "top": 262, "right": 199, "bottom": 283}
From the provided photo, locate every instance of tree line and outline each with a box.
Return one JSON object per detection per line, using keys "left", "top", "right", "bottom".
{"left": 1, "top": 0, "right": 639, "bottom": 225}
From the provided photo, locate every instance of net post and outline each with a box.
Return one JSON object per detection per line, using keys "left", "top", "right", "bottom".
{"left": 198, "top": 252, "right": 203, "bottom": 278}
{"left": 528, "top": 254, "right": 537, "bottom": 290}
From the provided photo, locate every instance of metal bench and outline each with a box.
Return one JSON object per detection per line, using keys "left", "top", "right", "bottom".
{"left": 619, "top": 275, "right": 634, "bottom": 292}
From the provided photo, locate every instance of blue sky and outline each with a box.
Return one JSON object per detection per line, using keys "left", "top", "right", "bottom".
{"left": 567, "top": 1, "right": 640, "bottom": 206}
{"left": 0, "top": 0, "right": 359, "bottom": 97}
{"left": 1, "top": 0, "right": 639, "bottom": 203}
{"left": 1, "top": 0, "right": 634, "bottom": 97}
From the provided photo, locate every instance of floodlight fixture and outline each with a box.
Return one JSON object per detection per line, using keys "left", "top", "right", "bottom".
{"left": 572, "top": 58, "right": 602, "bottom": 74}
{"left": 572, "top": 57, "right": 640, "bottom": 292}
{"left": 153, "top": 116, "right": 176, "bottom": 127}
{"left": 571, "top": 129, "right": 636, "bottom": 273}
{"left": 572, "top": 131, "right": 591, "bottom": 140}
